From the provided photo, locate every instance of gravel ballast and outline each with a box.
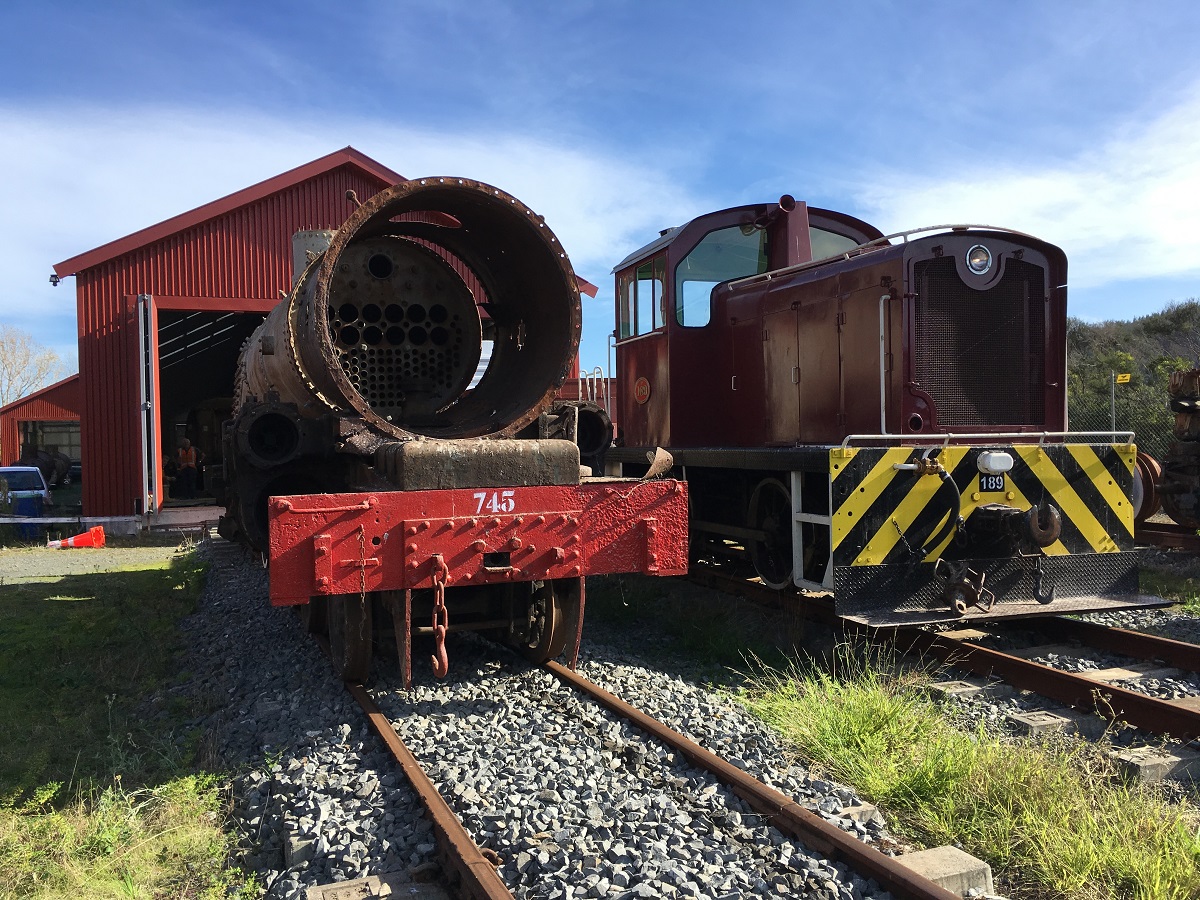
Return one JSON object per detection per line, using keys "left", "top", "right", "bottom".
{"left": 38, "top": 536, "right": 1200, "bottom": 897}
{"left": 173, "top": 542, "right": 899, "bottom": 899}
{"left": 373, "top": 640, "right": 889, "bottom": 900}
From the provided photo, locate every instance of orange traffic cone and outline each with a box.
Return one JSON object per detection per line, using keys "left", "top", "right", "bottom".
{"left": 48, "top": 525, "right": 106, "bottom": 549}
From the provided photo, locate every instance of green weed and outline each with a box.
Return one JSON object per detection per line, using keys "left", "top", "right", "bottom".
{"left": 586, "top": 573, "right": 802, "bottom": 671}
{"left": 0, "top": 776, "right": 256, "bottom": 899}
{"left": 1139, "top": 567, "right": 1200, "bottom": 615}
{"left": 741, "top": 648, "right": 1200, "bottom": 900}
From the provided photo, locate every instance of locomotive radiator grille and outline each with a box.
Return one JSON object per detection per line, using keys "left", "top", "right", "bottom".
{"left": 913, "top": 256, "right": 1046, "bottom": 428}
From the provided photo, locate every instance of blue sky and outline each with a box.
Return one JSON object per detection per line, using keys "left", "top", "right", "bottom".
{"left": 3, "top": 0, "right": 1200, "bottom": 376}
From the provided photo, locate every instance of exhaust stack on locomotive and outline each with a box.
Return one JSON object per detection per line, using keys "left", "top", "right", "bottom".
{"left": 608, "top": 197, "right": 1163, "bottom": 625}
{"left": 220, "top": 178, "right": 688, "bottom": 682}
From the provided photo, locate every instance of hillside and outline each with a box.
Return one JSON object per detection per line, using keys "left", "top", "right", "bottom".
{"left": 1068, "top": 299, "right": 1200, "bottom": 459}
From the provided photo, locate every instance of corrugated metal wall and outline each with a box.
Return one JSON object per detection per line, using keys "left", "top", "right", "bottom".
{"left": 76, "top": 166, "right": 394, "bottom": 516}
{"left": 0, "top": 377, "right": 81, "bottom": 465}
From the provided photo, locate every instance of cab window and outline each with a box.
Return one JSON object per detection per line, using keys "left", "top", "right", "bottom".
{"left": 618, "top": 271, "right": 634, "bottom": 338}
{"left": 617, "top": 253, "right": 667, "bottom": 339}
{"left": 809, "top": 225, "right": 861, "bottom": 260}
{"left": 675, "top": 226, "right": 768, "bottom": 327}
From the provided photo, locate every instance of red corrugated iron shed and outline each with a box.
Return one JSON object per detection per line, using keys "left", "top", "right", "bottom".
{"left": 0, "top": 374, "right": 81, "bottom": 465}
{"left": 53, "top": 147, "right": 405, "bottom": 516}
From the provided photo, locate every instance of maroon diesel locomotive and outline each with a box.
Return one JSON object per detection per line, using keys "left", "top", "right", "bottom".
{"left": 607, "top": 197, "right": 1162, "bottom": 624}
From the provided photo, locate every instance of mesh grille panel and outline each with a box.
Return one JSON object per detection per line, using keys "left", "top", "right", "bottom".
{"left": 832, "top": 551, "right": 1144, "bottom": 625}
{"left": 914, "top": 256, "right": 1046, "bottom": 427}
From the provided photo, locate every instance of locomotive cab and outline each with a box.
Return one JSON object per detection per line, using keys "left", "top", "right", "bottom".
{"left": 610, "top": 198, "right": 1163, "bottom": 625}
{"left": 613, "top": 198, "right": 884, "bottom": 448}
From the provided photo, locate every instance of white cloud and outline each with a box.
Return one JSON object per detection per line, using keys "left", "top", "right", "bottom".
{"left": 0, "top": 105, "right": 699, "bottom": 370}
{"left": 853, "top": 82, "right": 1200, "bottom": 292}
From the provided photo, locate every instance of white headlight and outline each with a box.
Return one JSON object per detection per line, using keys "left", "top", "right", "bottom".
{"left": 977, "top": 451, "right": 1014, "bottom": 475}
{"left": 966, "top": 244, "right": 992, "bottom": 275}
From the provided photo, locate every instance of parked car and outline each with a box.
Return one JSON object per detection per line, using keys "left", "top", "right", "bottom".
{"left": 0, "top": 465, "right": 52, "bottom": 508}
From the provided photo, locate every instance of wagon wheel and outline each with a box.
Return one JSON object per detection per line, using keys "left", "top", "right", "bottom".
{"left": 1133, "top": 451, "right": 1162, "bottom": 524}
{"left": 1161, "top": 443, "right": 1200, "bottom": 529}
{"left": 326, "top": 593, "right": 372, "bottom": 683}
{"left": 748, "top": 478, "right": 793, "bottom": 590}
{"left": 515, "top": 580, "right": 571, "bottom": 663}
{"left": 297, "top": 596, "right": 328, "bottom": 635}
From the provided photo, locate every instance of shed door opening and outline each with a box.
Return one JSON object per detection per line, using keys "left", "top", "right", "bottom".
{"left": 157, "top": 310, "right": 265, "bottom": 507}
{"left": 19, "top": 420, "right": 81, "bottom": 462}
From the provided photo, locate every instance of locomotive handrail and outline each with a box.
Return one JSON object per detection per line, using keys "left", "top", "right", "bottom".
{"left": 838, "top": 430, "right": 1135, "bottom": 450}
{"left": 866, "top": 222, "right": 1047, "bottom": 247}
{"left": 274, "top": 497, "right": 377, "bottom": 513}
{"left": 726, "top": 222, "right": 1048, "bottom": 290}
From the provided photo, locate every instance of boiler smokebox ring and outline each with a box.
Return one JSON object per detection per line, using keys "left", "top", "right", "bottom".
{"left": 300, "top": 177, "right": 582, "bottom": 440}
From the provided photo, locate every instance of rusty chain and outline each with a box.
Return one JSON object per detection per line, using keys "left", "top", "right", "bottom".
{"left": 431, "top": 553, "right": 450, "bottom": 678}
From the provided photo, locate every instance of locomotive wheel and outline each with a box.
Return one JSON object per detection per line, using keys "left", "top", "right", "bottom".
{"left": 327, "top": 593, "right": 373, "bottom": 683}
{"left": 1133, "top": 451, "right": 1162, "bottom": 524}
{"left": 748, "top": 478, "right": 793, "bottom": 590}
{"left": 298, "top": 596, "right": 328, "bottom": 635}
{"left": 515, "top": 580, "right": 570, "bottom": 663}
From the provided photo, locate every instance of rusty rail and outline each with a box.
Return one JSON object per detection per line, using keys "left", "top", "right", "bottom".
{"left": 1030, "top": 616, "right": 1200, "bottom": 673}
{"left": 878, "top": 627, "right": 1200, "bottom": 741}
{"left": 543, "top": 661, "right": 958, "bottom": 900}
{"left": 346, "top": 682, "right": 513, "bottom": 900}
{"left": 690, "top": 567, "right": 1200, "bottom": 740}
{"left": 1137, "top": 521, "right": 1200, "bottom": 553}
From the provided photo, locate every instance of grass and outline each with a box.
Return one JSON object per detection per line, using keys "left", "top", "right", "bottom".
{"left": 0, "top": 543, "right": 256, "bottom": 898}
{"left": 0, "top": 777, "right": 244, "bottom": 899}
{"left": 1139, "top": 567, "right": 1200, "bottom": 615}
{"left": 740, "top": 649, "right": 1200, "bottom": 900}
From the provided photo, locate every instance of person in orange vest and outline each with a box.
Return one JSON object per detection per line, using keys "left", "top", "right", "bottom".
{"left": 176, "top": 438, "right": 199, "bottom": 499}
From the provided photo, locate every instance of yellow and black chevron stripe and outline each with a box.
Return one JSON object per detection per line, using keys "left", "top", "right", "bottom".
{"left": 829, "top": 443, "right": 1135, "bottom": 568}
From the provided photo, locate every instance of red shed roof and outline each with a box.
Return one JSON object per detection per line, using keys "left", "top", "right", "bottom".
{"left": 53, "top": 147, "right": 405, "bottom": 277}
{"left": 0, "top": 373, "right": 81, "bottom": 417}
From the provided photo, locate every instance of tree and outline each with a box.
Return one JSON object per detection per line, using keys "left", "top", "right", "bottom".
{"left": 1066, "top": 303, "right": 1200, "bottom": 461}
{"left": 0, "top": 325, "right": 69, "bottom": 407}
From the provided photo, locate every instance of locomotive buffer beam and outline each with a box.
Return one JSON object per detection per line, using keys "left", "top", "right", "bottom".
{"left": 268, "top": 480, "right": 689, "bottom": 684}
{"left": 830, "top": 442, "right": 1168, "bottom": 625}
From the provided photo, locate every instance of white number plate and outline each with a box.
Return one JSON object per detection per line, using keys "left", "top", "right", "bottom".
{"left": 980, "top": 474, "right": 1006, "bottom": 493}
{"left": 473, "top": 490, "right": 516, "bottom": 514}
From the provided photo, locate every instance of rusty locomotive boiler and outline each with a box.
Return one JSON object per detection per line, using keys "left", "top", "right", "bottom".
{"left": 608, "top": 197, "right": 1164, "bottom": 624}
{"left": 220, "top": 178, "right": 688, "bottom": 683}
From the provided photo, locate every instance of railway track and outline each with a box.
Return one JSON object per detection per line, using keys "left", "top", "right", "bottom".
{"left": 689, "top": 567, "right": 1200, "bottom": 743}
{"left": 541, "top": 662, "right": 956, "bottom": 900}
{"left": 1136, "top": 521, "right": 1200, "bottom": 554}
{"left": 341, "top": 648, "right": 960, "bottom": 900}
{"left": 348, "top": 681, "right": 511, "bottom": 900}
{"left": 883, "top": 621, "right": 1200, "bottom": 742}
{"left": 197, "top": 542, "right": 979, "bottom": 897}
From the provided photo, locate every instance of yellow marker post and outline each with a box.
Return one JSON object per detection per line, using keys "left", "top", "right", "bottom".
{"left": 1111, "top": 372, "right": 1131, "bottom": 432}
